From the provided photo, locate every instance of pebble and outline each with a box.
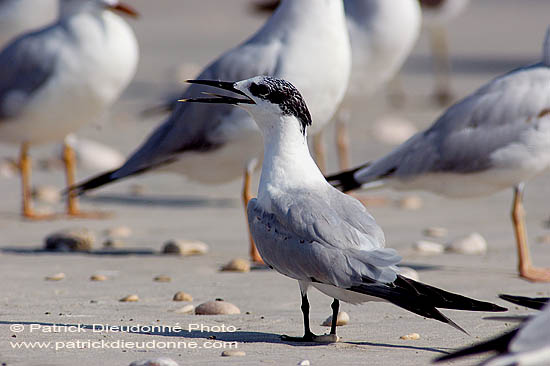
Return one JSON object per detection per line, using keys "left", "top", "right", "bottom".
{"left": 171, "top": 304, "right": 195, "bottom": 314}
{"left": 103, "top": 239, "right": 125, "bottom": 248}
{"left": 154, "top": 275, "right": 172, "bottom": 283}
{"left": 537, "top": 234, "right": 550, "bottom": 244}
{"left": 44, "top": 228, "right": 95, "bottom": 252}
{"left": 412, "top": 240, "right": 444, "bottom": 255}
{"left": 321, "top": 311, "right": 349, "bottom": 327}
{"left": 398, "top": 195, "right": 423, "bottom": 210}
{"left": 221, "top": 350, "right": 246, "bottom": 357}
{"left": 397, "top": 266, "right": 419, "bottom": 281}
{"left": 195, "top": 300, "right": 241, "bottom": 315}
{"left": 221, "top": 258, "right": 251, "bottom": 273}
{"left": 372, "top": 115, "right": 418, "bottom": 145}
{"left": 104, "top": 226, "right": 132, "bottom": 238}
{"left": 423, "top": 226, "right": 448, "bottom": 238}
{"left": 400, "top": 333, "right": 420, "bottom": 340}
{"left": 129, "top": 357, "right": 179, "bottom": 366}
{"left": 32, "top": 185, "right": 61, "bottom": 203}
{"left": 90, "top": 274, "right": 107, "bottom": 281}
{"left": 162, "top": 240, "right": 209, "bottom": 256}
{"left": 120, "top": 294, "right": 139, "bottom": 302}
{"left": 62, "top": 134, "right": 125, "bottom": 172}
{"left": 45, "top": 272, "right": 65, "bottom": 281}
{"left": 446, "top": 232, "right": 488, "bottom": 255}
{"left": 173, "top": 291, "right": 193, "bottom": 302}
{"left": 298, "top": 361, "right": 311, "bottom": 366}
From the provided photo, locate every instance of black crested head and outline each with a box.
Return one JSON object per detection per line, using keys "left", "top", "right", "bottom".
{"left": 248, "top": 77, "right": 312, "bottom": 135}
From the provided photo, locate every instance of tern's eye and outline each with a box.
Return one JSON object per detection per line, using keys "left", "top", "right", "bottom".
{"left": 250, "top": 83, "right": 270, "bottom": 97}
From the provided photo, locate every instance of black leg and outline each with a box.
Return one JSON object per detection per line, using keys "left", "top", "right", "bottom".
{"left": 330, "top": 299, "right": 340, "bottom": 336}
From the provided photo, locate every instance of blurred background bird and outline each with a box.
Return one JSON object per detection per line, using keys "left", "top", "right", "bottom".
{"left": 69, "top": 0, "right": 351, "bottom": 263}
{"left": 0, "top": 0, "right": 139, "bottom": 219}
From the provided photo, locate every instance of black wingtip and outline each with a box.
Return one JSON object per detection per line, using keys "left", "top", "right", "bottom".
{"left": 499, "top": 294, "right": 549, "bottom": 310}
{"left": 325, "top": 163, "right": 370, "bottom": 192}
{"left": 249, "top": 0, "right": 280, "bottom": 14}
{"left": 65, "top": 169, "right": 118, "bottom": 196}
{"left": 433, "top": 329, "right": 518, "bottom": 363}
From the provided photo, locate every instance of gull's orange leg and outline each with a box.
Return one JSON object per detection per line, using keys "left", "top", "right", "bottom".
{"left": 512, "top": 184, "right": 550, "bottom": 282}
{"left": 20, "top": 143, "right": 56, "bottom": 220}
{"left": 429, "top": 25, "right": 454, "bottom": 106}
{"left": 242, "top": 163, "right": 264, "bottom": 264}
{"left": 63, "top": 142, "right": 109, "bottom": 219}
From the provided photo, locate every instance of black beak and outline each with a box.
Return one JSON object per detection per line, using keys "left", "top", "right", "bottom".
{"left": 179, "top": 80, "right": 255, "bottom": 105}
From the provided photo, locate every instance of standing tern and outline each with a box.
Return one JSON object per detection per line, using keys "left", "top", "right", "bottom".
{"left": 0, "top": 0, "right": 57, "bottom": 48}
{"left": 327, "top": 29, "right": 550, "bottom": 282}
{"left": 435, "top": 302, "right": 550, "bottom": 366}
{"left": 0, "top": 0, "right": 139, "bottom": 219}
{"left": 71, "top": 0, "right": 351, "bottom": 263}
{"left": 181, "top": 75, "right": 506, "bottom": 342}
{"left": 419, "top": 0, "right": 471, "bottom": 105}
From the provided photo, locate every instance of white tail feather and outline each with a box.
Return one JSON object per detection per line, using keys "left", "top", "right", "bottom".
{"left": 544, "top": 26, "right": 550, "bottom": 66}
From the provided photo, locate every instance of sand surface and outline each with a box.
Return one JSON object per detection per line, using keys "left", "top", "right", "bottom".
{"left": 1, "top": 1, "right": 550, "bottom": 365}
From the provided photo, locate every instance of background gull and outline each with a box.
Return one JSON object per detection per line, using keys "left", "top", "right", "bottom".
{"left": 0, "top": 0, "right": 139, "bottom": 219}
{"left": 71, "top": 0, "right": 351, "bottom": 263}
{"left": 327, "top": 28, "right": 550, "bottom": 282}
{"left": 182, "top": 75, "right": 506, "bottom": 342}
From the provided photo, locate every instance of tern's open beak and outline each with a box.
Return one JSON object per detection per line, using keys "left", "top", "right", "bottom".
{"left": 108, "top": 2, "right": 139, "bottom": 18}
{"left": 179, "top": 80, "right": 256, "bottom": 105}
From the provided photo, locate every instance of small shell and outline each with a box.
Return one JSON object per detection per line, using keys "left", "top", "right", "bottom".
{"left": 45, "top": 228, "right": 95, "bottom": 252}
{"left": 298, "top": 361, "right": 311, "bottom": 366}
{"left": 45, "top": 272, "right": 65, "bottom": 281}
{"left": 104, "top": 226, "right": 132, "bottom": 239}
{"left": 221, "top": 258, "right": 251, "bottom": 273}
{"left": 162, "top": 240, "right": 209, "bottom": 256}
{"left": 32, "top": 185, "right": 61, "bottom": 204}
{"left": 171, "top": 304, "right": 195, "bottom": 314}
{"left": 423, "top": 227, "right": 448, "bottom": 238}
{"left": 90, "top": 274, "right": 107, "bottom": 281}
{"left": 221, "top": 350, "right": 246, "bottom": 357}
{"left": 398, "top": 196, "right": 423, "bottom": 210}
{"left": 371, "top": 115, "right": 418, "bottom": 146}
{"left": 173, "top": 291, "right": 193, "bottom": 302}
{"left": 154, "top": 275, "right": 172, "bottom": 283}
{"left": 120, "top": 294, "right": 139, "bottom": 302}
{"left": 195, "top": 300, "right": 240, "bottom": 315}
{"left": 129, "top": 357, "right": 179, "bottom": 366}
{"left": 322, "top": 311, "right": 349, "bottom": 327}
{"left": 0, "top": 159, "right": 17, "bottom": 178}
{"left": 412, "top": 240, "right": 444, "bottom": 255}
{"left": 400, "top": 333, "right": 420, "bottom": 340}
{"left": 446, "top": 233, "right": 487, "bottom": 255}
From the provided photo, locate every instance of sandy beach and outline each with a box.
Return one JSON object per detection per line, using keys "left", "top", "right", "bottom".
{"left": 1, "top": 1, "right": 550, "bottom": 365}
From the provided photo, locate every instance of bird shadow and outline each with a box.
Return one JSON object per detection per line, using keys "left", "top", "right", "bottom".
{"left": 0, "top": 247, "right": 157, "bottom": 256}
{"left": 80, "top": 194, "right": 238, "bottom": 209}
{"left": 0, "top": 320, "right": 450, "bottom": 353}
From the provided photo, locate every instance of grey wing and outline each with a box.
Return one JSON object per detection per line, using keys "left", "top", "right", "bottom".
{"left": 357, "top": 64, "right": 550, "bottom": 182}
{"left": 0, "top": 25, "right": 61, "bottom": 119}
{"left": 113, "top": 40, "right": 281, "bottom": 177}
{"left": 247, "top": 189, "right": 400, "bottom": 288}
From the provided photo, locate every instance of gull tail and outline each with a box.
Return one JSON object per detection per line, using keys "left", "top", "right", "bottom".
{"left": 499, "top": 294, "right": 549, "bottom": 311}
{"left": 325, "top": 163, "right": 371, "bottom": 192}
{"left": 433, "top": 329, "right": 518, "bottom": 363}
{"left": 350, "top": 275, "right": 507, "bottom": 334}
{"left": 543, "top": 26, "right": 550, "bottom": 66}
